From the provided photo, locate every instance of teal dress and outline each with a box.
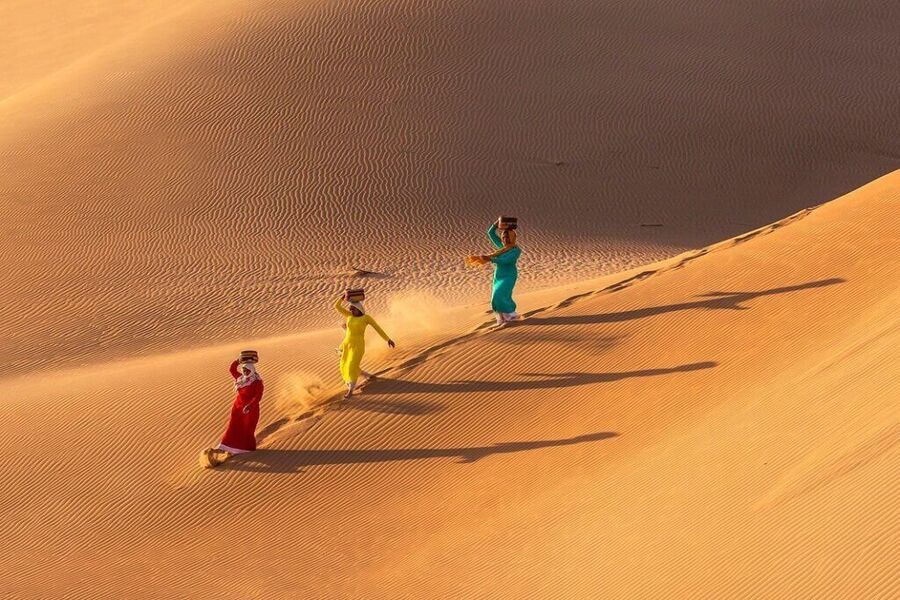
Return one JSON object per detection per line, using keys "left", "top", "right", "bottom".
{"left": 487, "top": 224, "right": 521, "bottom": 313}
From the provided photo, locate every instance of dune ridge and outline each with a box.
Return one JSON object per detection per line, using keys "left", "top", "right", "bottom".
{"left": 3, "top": 171, "right": 898, "bottom": 598}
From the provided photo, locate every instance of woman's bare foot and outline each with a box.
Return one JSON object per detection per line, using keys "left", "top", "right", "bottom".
{"left": 201, "top": 447, "right": 228, "bottom": 468}
{"left": 200, "top": 448, "right": 214, "bottom": 468}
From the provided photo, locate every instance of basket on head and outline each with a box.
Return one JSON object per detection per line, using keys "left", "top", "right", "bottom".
{"left": 345, "top": 288, "right": 366, "bottom": 302}
{"left": 239, "top": 350, "right": 259, "bottom": 364}
{"left": 498, "top": 216, "right": 518, "bottom": 230}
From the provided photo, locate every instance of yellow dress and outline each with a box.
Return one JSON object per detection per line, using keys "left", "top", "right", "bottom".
{"left": 335, "top": 299, "right": 391, "bottom": 383}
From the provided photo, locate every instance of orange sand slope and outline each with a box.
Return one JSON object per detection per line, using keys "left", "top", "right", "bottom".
{"left": 3, "top": 0, "right": 900, "bottom": 375}
{"left": 3, "top": 172, "right": 898, "bottom": 598}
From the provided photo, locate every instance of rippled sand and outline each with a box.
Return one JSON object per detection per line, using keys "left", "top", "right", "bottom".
{"left": 2, "top": 2, "right": 898, "bottom": 598}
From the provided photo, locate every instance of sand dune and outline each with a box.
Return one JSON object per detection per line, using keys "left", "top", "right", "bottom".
{"left": 3, "top": 1, "right": 899, "bottom": 596}
{"left": 3, "top": 0, "right": 899, "bottom": 375}
{"left": 2, "top": 172, "right": 897, "bottom": 598}
{"left": 0, "top": 0, "right": 183, "bottom": 99}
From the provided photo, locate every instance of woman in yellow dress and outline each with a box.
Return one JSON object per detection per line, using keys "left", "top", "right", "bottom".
{"left": 335, "top": 295, "right": 395, "bottom": 398}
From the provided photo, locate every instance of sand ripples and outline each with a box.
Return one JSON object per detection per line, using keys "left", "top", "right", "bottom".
{"left": 3, "top": 0, "right": 899, "bottom": 374}
{"left": 6, "top": 174, "right": 899, "bottom": 597}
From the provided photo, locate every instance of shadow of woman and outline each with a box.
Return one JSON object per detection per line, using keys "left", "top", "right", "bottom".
{"left": 226, "top": 431, "right": 619, "bottom": 473}
{"left": 525, "top": 278, "right": 845, "bottom": 326}
{"left": 368, "top": 361, "right": 716, "bottom": 395}
{"left": 339, "top": 398, "right": 447, "bottom": 416}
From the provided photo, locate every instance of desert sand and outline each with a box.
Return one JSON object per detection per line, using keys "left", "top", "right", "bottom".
{"left": 3, "top": 0, "right": 899, "bottom": 374}
{"left": 2, "top": 1, "right": 899, "bottom": 598}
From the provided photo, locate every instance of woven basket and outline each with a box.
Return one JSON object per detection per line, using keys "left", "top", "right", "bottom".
{"left": 498, "top": 216, "right": 518, "bottom": 230}
{"left": 345, "top": 288, "right": 366, "bottom": 302}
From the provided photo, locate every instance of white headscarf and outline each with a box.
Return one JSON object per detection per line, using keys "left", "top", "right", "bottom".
{"left": 348, "top": 301, "right": 365, "bottom": 315}
{"left": 234, "top": 361, "right": 261, "bottom": 390}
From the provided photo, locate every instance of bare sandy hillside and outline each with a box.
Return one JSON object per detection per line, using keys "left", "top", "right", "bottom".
{"left": 3, "top": 171, "right": 897, "bottom": 598}
{"left": 2, "top": 0, "right": 899, "bottom": 375}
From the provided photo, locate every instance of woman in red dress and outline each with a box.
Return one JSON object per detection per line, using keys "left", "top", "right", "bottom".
{"left": 201, "top": 355, "right": 264, "bottom": 468}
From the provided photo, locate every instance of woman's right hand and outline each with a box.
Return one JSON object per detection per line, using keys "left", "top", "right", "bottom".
{"left": 388, "top": 339, "right": 396, "bottom": 349}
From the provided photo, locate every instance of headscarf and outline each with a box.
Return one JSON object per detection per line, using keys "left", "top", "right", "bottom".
{"left": 487, "top": 229, "right": 519, "bottom": 259}
{"left": 348, "top": 301, "right": 365, "bottom": 315}
{"left": 234, "top": 361, "right": 261, "bottom": 390}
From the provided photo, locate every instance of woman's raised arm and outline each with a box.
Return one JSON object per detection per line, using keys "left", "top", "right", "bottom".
{"left": 487, "top": 222, "right": 503, "bottom": 249}
{"left": 334, "top": 296, "right": 352, "bottom": 317}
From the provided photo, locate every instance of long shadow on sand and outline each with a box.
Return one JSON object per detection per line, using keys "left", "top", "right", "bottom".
{"left": 255, "top": 399, "right": 447, "bottom": 444}
{"left": 340, "top": 398, "right": 447, "bottom": 416}
{"left": 525, "top": 278, "right": 845, "bottom": 326}
{"left": 368, "top": 361, "right": 716, "bottom": 395}
{"left": 226, "top": 431, "right": 619, "bottom": 473}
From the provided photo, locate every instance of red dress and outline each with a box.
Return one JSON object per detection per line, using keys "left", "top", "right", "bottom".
{"left": 220, "top": 360, "right": 264, "bottom": 452}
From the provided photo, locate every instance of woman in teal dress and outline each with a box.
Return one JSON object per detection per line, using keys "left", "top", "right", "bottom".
{"left": 467, "top": 221, "right": 522, "bottom": 326}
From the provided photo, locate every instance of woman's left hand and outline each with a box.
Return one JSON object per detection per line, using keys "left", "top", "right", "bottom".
{"left": 242, "top": 405, "right": 251, "bottom": 414}
{"left": 388, "top": 339, "right": 396, "bottom": 349}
